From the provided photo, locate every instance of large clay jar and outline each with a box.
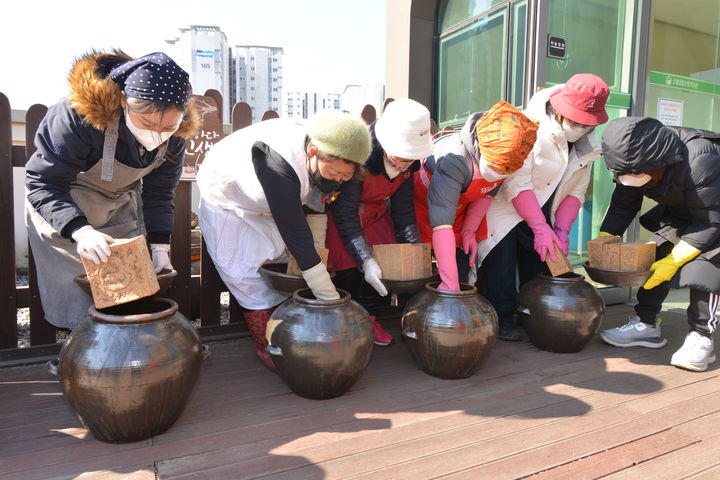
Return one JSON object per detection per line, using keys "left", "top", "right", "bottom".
{"left": 58, "top": 298, "right": 203, "bottom": 443}
{"left": 266, "top": 289, "right": 373, "bottom": 400}
{"left": 401, "top": 282, "right": 498, "bottom": 379}
{"left": 518, "top": 273, "right": 605, "bottom": 353}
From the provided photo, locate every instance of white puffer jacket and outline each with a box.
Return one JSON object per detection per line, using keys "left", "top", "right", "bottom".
{"left": 476, "top": 85, "right": 602, "bottom": 264}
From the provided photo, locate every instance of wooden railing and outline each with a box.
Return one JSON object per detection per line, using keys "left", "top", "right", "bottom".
{"left": 0, "top": 89, "right": 381, "bottom": 362}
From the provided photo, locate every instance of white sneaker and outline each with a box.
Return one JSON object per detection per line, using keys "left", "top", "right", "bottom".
{"left": 670, "top": 331, "right": 716, "bottom": 372}
{"left": 600, "top": 315, "right": 667, "bottom": 348}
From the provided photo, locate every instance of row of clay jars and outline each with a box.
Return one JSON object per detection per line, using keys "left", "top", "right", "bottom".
{"left": 58, "top": 273, "right": 604, "bottom": 444}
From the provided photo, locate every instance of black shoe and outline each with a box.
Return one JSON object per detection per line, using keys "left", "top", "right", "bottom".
{"left": 498, "top": 323, "right": 522, "bottom": 342}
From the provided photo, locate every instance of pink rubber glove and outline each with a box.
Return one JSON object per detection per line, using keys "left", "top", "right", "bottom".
{"left": 552, "top": 196, "right": 582, "bottom": 256}
{"left": 511, "top": 190, "right": 560, "bottom": 262}
{"left": 432, "top": 227, "right": 460, "bottom": 291}
{"left": 460, "top": 196, "right": 493, "bottom": 267}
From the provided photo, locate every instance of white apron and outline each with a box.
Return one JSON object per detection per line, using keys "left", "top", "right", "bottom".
{"left": 26, "top": 114, "right": 168, "bottom": 329}
{"left": 196, "top": 119, "right": 313, "bottom": 310}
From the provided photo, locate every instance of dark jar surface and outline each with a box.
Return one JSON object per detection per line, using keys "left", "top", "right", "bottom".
{"left": 401, "top": 282, "right": 498, "bottom": 379}
{"left": 518, "top": 273, "right": 605, "bottom": 353}
{"left": 266, "top": 289, "right": 374, "bottom": 400}
{"left": 58, "top": 297, "right": 203, "bottom": 443}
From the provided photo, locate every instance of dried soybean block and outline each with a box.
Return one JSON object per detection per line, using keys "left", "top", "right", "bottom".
{"left": 287, "top": 249, "right": 329, "bottom": 276}
{"left": 80, "top": 235, "right": 159, "bottom": 309}
{"left": 601, "top": 242, "right": 622, "bottom": 270}
{"left": 587, "top": 235, "right": 620, "bottom": 267}
{"left": 546, "top": 244, "right": 573, "bottom": 277}
{"left": 620, "top": 242, "right": 656, "bottom": 271}
{"left": 373, "top": 243, "right": 432, "bottom": 280}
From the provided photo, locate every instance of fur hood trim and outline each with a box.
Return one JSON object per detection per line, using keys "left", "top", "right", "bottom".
{"left": 67, "top": 51, "right": 200, "bottom": 139}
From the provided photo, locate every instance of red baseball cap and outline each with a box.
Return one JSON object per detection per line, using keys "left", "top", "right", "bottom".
{"left": 549, "top": 73, "right": 609, "bottom": 126}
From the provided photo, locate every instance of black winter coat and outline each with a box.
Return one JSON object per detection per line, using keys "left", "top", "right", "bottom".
{"left": 601, "top": 117, "right": 720, "bottom": 255}
{"left": 600, "top": 117, "right": 720, "bottom": 292}
{"left": 25, "top": 52, "right": 200, "bottom": 243}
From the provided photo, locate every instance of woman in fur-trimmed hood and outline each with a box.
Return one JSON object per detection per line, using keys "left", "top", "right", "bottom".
{"left": 25, "top": 50, "right": 199, "bottom": 329}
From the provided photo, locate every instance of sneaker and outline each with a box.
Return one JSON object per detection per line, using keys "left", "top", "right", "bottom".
{"left": 670, "top": 331, "right": 716, "bottom": 372}
{"left": 371, "top": 316, "right": 394, "bottom": 346}
{"left": 46, "top": 358, "right": 59, "bottom": 377}
{"left": 600, "top": 315, "right": 667, "bottom": 348}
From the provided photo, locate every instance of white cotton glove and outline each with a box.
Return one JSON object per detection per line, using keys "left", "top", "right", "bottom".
{"left": 151, "top": 244, "right": 173, "bottom": 273}
{"left": 363, "top": 258, "right": 388, "bottom": 296}
{"left": 302, "top": 262, "right": 340, "bottom": 300}
{"left": 72, "top": 225, "right": 113, "bottom": 264}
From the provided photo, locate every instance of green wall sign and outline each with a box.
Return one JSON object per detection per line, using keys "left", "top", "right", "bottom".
{"left": 649, "top": 71, "right": 720, "bottom": 95}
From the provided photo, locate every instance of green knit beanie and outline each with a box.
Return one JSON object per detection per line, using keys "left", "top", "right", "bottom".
{"left": 308, "top": 110, "right": 372, "bottom": 165}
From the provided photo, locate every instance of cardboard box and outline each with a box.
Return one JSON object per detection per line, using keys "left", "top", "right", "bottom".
{"left": 601, "top": 242, "right": 622, "bottom": 270}
{"left": 287, "top": 248, "right": 329, "bottom": 276}
{"left": 546, "top": 244, "right": 573, "bottom": 277}
{"left": 80, "top": 235, "right": 159, "bottom": 309}
{"left": 587, "top": 235, "right": 620, "bottom": 267}
{"left": 620, "top": 242, "right": 656, "bottom": 271}
{"left": 373, "top": 243, "right": 432, "bottom": 280}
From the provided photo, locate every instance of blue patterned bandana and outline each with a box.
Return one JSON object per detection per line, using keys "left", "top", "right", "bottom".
{"left": 110, "top": 52, "right": 191, "bottom": 106}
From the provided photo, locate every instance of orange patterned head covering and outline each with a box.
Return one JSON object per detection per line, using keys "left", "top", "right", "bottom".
{"left": 474, "top": 100, "right": 538, "bottom": 174}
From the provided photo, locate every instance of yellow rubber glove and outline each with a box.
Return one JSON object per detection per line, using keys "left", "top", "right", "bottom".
{"left": 642, "top": 240, "right": 700, "bottom": 290}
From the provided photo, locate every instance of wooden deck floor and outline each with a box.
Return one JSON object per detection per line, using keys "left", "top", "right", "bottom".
{"left": 2, "top": 293, "right": 720, "bottom": 480}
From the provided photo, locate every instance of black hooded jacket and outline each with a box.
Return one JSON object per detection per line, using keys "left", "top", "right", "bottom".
{"left": 600, "top": 117, "right": 720, "bottom": 255}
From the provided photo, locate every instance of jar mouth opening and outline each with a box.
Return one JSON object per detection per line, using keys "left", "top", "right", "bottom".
{"left": 425, "top": 281, "right": 478, "bottom": 296}
{"left": 293, "top": 288, "right": 351, "bottom": 306}
{"left": 91, "top": 298, "right": 178, "bottom": 324}
{"left": 538, "top": 272, "right": 585, "bottom": 282}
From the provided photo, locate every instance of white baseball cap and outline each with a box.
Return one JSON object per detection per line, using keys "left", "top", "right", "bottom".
{"left": 374, "top": 99, "right": 433, "bottom": 160}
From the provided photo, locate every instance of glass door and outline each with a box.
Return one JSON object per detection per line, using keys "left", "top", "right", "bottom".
{"left": 542, "top": 0, "right": 636, "bottom": 303}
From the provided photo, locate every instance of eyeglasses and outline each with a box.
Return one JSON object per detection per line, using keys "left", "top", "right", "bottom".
{"left": 322, "top": 163, "right": 355, "bottom": 181}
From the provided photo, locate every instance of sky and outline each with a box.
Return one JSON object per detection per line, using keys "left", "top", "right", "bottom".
{"left": 0, "top": 0, "right": 387, "bottom": 110}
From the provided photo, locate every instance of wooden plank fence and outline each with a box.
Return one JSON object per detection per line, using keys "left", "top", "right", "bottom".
{"left": 0, "top": 89, "right": 386, "bottom": 362}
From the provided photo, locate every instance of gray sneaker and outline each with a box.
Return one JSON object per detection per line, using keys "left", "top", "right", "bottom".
{"left": 671, "top": 331, "right": 716, "bottom": 372}
{"left": 600, "top": 315, "right": 667, "bottom": 348}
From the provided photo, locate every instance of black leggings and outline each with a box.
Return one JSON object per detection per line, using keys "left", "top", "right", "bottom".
{"left": 635, "top": 242, "right": 719, "bottom": 337}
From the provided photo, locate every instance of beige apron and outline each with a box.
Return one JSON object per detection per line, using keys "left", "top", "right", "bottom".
{"left": 26, "top": 114, "right": 168, "bottom": 329}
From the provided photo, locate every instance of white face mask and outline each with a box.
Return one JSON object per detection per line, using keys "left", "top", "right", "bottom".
{"left": 617, "top": 173, "right": 652, "bottom": 187}
{"left": 562, "top": 122, "right": 592, "bottom": 143}
{"left": 384, "top": 158, "right": 405, "bottom": 179}
{"left": 124, "top": 109, "right": 177, "bottom": 151}
{"left": 478, "top": 158, "right": 510, "bottom": 182}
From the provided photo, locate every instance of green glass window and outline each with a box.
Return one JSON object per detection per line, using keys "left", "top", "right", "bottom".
{"left": 437, "top": 9, "right": 508, "bottom": 126}
{"left": 509, "top": 1, "right": 527, "bottom": 107}
{"left": 438, "top": 0, "right": 507, "bottom": 33}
